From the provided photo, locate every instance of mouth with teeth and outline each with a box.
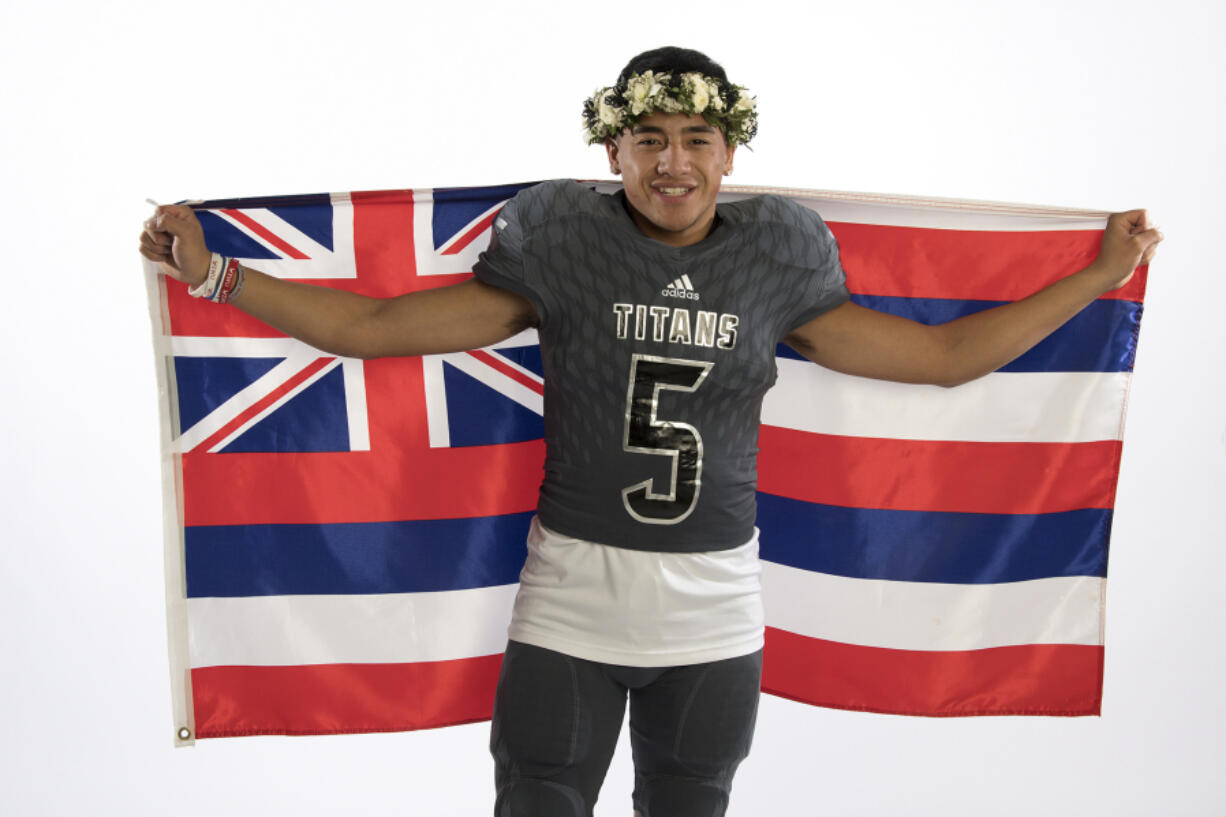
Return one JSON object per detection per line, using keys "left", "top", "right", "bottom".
{"left": 654, "top": 186, "right": 694, "bottom": 198}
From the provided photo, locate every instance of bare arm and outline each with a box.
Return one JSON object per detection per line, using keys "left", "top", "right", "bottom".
{"left": 784, "top": 210, "right": 1163, "bottom": 387}
{"left": 140, "top": 204, "right": 537, "bottom": 359}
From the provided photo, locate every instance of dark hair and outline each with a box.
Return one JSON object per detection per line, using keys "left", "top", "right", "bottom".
{"left": 616, "top": 47, "right": 729, "bottom": 86}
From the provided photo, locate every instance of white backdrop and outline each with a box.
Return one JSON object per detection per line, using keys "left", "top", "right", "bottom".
{"left": 2, "top": 0, "right": 1222, "bottom": 814}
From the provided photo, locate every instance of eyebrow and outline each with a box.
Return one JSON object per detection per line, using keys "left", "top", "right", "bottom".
{"left": 630, "top": 124, "right": 719, "bottom": 135}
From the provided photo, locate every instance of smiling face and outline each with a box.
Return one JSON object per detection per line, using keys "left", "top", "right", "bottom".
{"left": 605, "top": 112, "right": 736, "bottom": 248}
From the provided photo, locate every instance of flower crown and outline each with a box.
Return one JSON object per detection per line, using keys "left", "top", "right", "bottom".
{"left": 582, "top": 70, "right": 758, "bottom": 146}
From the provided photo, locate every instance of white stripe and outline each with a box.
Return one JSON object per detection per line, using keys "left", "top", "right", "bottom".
{"left": 763, "top": 194, "right": 1107, "bottom": 232}
{"left": 681, "top": 273, "right": 694, "bottom": 290}
{"left": 341, "top": 359, "right": 370, "bottom": 451}
{"left": 184, "top": 567, "right": 1103, "bottom": 667}
{"left": 761, "top": 561, "right": 1104, "bottom": 651}
{"left": 170, "top": 336, "right": 309, "bottom": 357}
{"left": 187, "top": 585, "right": 518, "bottom": 667}
{"left": 591, "top": 182, "right": 1110, "bottom": 232}
{"left": 421, "top": 355, "right": 451, "bottom": 448}
{"left": 763, "top": 361, "right": 1129, "bottom": 442}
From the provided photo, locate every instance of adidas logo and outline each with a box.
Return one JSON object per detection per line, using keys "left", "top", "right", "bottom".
{"left": 661, "top": 274, "right": 701, "bottom": 301}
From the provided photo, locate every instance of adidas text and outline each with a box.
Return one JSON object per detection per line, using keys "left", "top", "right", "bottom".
{"left": 661, "top": 287, "right": 701, "bottom": 301}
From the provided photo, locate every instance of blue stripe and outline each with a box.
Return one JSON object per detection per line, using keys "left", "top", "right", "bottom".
{"left": 185, "top": 513, "right": 532, "bottom": 598}
{"left": 756, "top": 493, "right": 1110, "bottom": 584}
{"left": 189, "top": 192, "right": 333, "bottom": 210}
{"left": 187, "top": 499, "right": 1110, "bottom": 596}
{"left": 776, "top": 296, "right": 1141, "bottom": 373}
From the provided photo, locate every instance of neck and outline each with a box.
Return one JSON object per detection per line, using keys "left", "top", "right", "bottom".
{"left": 622, "top": 197, "right": 719, "bottom": 248}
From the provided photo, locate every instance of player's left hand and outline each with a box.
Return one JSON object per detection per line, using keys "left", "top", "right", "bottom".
{"left": 1093, "top": 209, "right": 1164, "bottom": 290}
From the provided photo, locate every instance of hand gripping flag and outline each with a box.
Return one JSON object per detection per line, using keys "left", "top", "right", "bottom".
{"left": 144, "top": 182, "right": 1146, "bottom": 744}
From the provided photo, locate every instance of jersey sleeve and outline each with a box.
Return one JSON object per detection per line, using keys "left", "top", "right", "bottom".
{"left": 783, "top": 209, "right": 851, "bottom": 333}
{"left": 472, "top": 191, "right": 550, "bottom": 325}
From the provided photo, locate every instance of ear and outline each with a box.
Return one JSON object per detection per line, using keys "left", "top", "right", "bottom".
{"left": 605, "top": 137, "right": 621, "bottom": 174}
{"left": 724, "top": 142, "right": 737, "bottom": 176}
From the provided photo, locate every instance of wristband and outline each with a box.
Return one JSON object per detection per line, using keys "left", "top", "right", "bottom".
{"left": 187, "top": 253, "right": 226, "bottom": 299}
{"left": 187, "top": 253, "right": 246, "bottom": 304}
{"left": 215, "top": 258, "right": 245, "bottom": 304}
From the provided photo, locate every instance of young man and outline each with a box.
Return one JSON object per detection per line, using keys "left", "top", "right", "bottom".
{"left": 141, "top": 46, "right": 1161, "bottom": 817}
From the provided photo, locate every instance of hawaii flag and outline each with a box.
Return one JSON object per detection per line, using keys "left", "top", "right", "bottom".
{"left": 144, "top": 182, "right": 1145, "bottom": 744}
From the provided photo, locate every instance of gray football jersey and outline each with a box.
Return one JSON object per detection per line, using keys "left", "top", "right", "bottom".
{"left": 473, "top": 180, "right": 849, "bottom": 552}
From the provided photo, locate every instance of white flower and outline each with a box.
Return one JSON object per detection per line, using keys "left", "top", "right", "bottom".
{"left": 732, "top": 92, "right": 756, "bottom": 113}
{"left": 626, "top": 76, "right": 649, "bottom": 114}
{"left": 595, "top": 90, "right": 623, "bottom": 128}
{"left": 707, "top": 80, "right": 725, "bottom": 110}
{"left": 627, "top": 72, "right": 667, "bottom": 115}
{"left": 657, "top": 94, "right": 683, "bottom": 113}
{"left": 683, "top": 73, "right": 709, "bottom": 112}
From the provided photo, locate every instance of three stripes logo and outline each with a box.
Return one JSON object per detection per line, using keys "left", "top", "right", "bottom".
{"left": 661, "top": 274, "right": 700, "bottom": 301}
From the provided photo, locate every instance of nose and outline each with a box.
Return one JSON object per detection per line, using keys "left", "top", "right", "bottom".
{"left": 656, "top": 142, "right": 691, "bottom": 176}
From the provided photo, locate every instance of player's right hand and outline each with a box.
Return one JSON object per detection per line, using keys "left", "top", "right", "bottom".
{"left": 139, "top": 204, "right": 212, "bottom": 287}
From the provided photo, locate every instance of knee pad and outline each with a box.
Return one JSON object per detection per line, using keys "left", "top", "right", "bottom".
{"left": 635, "top": 775, "right": 728, "bottom": 817}
{"left": 496, "top": 778, "right": 586, "bottom": 817}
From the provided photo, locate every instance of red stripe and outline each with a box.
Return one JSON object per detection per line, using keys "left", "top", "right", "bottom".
{"left": 467, "top": 349, "right": 544, "bottom": 395}
{"left": 191, "top": 655, "right": 503, "bottom": 738}
{"left": 192, "top": 357, "right": 336, "bottom": 453}
{"left": 220, "top": 208, "right": 310, "bottom": 259}
{"left": 759, "top": 428, "right": 1122, "bottom": 514}
{"left": 827, "top": 221, "right": 1148, "bottom": 303}
{"left": 190, "top": 631, "right": 1101, "bottom": 736}
{"left": 442, "top": 210, "right": 498, "bottom": 256}
{"left": 169, "top": 207, "right": 1145, "bottom": 337}
{"left": 762, "top": 628, "right": 1102, "bottom": 716}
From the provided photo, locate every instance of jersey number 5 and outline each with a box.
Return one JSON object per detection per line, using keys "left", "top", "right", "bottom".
{"left": 621, "top": 354, "right": 714, "bottom": 525}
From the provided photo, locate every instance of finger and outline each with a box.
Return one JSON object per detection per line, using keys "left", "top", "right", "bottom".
{"left": 1112, "top": 209, "right": 1147, "bottom": 234}
{"left": 140, "top": 227, "right": 171, "bottom": 250}
{"left": 139, "top": 235, "right": 171, "bottom": 257}
{"left": 139, "top": 244, "right": 170, "bottom": 262}
{"left": 1139, "top": 228, "right": 1164, "bottom": 264}
{"left": 143, "top": 218, "right": 173, "bottom": 246}
{"left": 155, "top": 203, "right": 195, "bottom": 220}
{"left": 1136, "top": 226, "right": 1164, "bottom": 245}
{"left": 153, "top": 204, "right": 198, "bottom": 235}
{"left": 140, "top": 232, "right": 170, "bottom": 254}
